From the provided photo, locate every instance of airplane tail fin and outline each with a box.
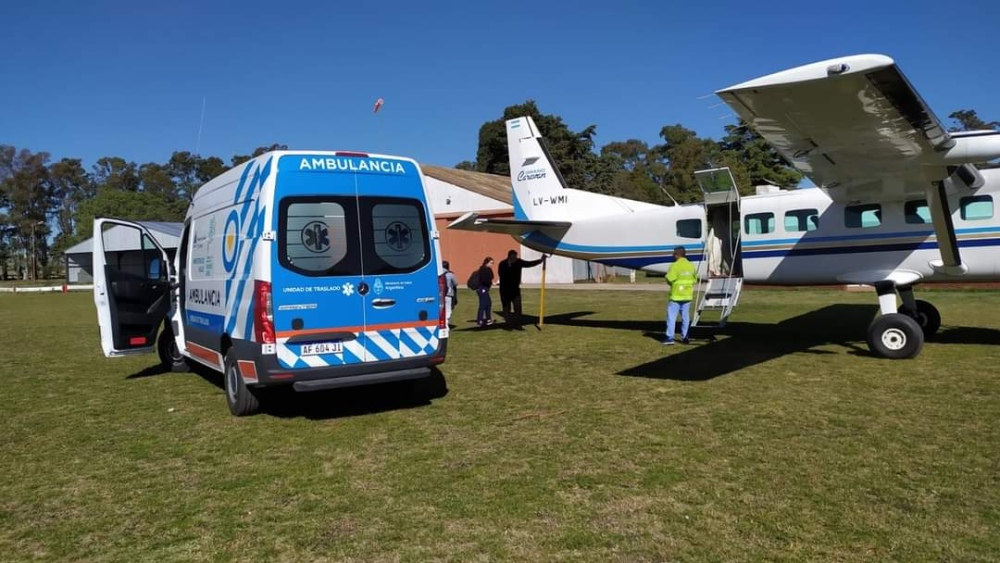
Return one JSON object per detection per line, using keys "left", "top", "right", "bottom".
{"left": 506, "top": 116, "right": 571, "bottom": 221}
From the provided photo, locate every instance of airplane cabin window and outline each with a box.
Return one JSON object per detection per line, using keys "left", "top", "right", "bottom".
{"left": 845, "top": 204, "right": 882, "bottom": 228}
{"left": 744, "top": 212, "right": 775, "bottom": 235}
{"left": 784, "top": 208, "right": 819, "bottom": 232}
{"left": 676, "top": 219, "right": 702, "bottom": 239}
{"left": 960, "top": 195, "right": 994, "bottom": 221}
{"left": 904, "top": 200, "right": 932, "bottom": 224}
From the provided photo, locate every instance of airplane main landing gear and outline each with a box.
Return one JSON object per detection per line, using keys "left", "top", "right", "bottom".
{"left": 867, "top": 313, "right": 924, "bottom": 359}
{"left": 867, "top": 282, "right": 926, "bottom": 359}
{"left": 898, "top": 298, "right": 941, "bottom": 338}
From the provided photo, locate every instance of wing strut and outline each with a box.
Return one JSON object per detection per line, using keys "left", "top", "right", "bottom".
{"left": 926, "top": 181, "right": 967, "bottom": 276}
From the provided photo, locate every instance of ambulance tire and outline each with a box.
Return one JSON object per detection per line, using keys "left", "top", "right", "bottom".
{"left": 157, "top": 326, "right": 189, "bottom": 373}
{"left": 866, "top": 313, "right": 924, "bottom": 360}
{"left": 224, "top": 351, "right": 261, "bottom": 417}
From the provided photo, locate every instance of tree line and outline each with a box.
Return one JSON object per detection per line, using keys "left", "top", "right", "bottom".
{"left": 1, "top": 104, "right": 996, "bottom": 280}
{"left": 0, "top": 144, "right": 286, "bottom": 279}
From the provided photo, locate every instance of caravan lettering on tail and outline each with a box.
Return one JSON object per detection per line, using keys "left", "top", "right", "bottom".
{"left": 299, "top": 157, "right": 406, "bottom": 174}
{"left": 517, "top": 168, "right": 547, "bottom": 182}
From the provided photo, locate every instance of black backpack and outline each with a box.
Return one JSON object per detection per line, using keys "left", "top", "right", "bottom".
{"left": 466, "top": 270, "right": 480, "bottom": 290}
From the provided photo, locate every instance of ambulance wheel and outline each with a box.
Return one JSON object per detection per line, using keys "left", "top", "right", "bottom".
{"left": 224, "top": 351, "right": 261, "bottom": 417}
{"left": 899, "top": 299, "right": 941, "bottom": 338}
{"left": 157, "top": 327, "right": 189, "bottom": 373}
{"left": 866, "top": 313, "right": 924, "bottom": 360}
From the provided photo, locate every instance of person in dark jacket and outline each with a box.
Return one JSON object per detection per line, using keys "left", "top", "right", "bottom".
{"left": 442, "top": 261, "right": 458, "bottom": 328}
{"left": 498, "top": 249, "right": 545, "bottom": 328}
{"left": 476, "top": 257, "right": 495, "bottom": 327}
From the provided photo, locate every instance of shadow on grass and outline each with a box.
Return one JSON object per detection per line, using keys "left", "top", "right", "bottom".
{"left": 257, "top": 369, "right": 449, "bottom": 420}
{"left": 528, "top": 304, "right": 999, "bottom": 382}
{"left": 127, "top": 362, "right": 449, "bottom": 420}
{"left": 618, "top": 304, "right": 876, "bottom": 381}
{"left": 126, "top": 365, "right": 170, "bottom": 379}
{"left": 625, "top": 306, "right": 1000, "bottom": 381}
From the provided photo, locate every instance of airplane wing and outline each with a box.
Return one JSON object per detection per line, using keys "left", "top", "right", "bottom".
{"left": 447, "top": 212, "right": 571, "bottom": 238}
{"left": 717, "top": 54, "right": 1000, "bottom": 275}
{"left": 717, "top": 54, "right": 999, "bottom": 197}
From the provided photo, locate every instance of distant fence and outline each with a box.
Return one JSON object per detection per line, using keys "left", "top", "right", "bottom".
{"left": 0, "top": 284, "right": 93, "bottom": 294}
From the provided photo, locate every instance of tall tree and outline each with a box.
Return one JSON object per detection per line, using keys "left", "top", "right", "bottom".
{"left": 48, "top": 158, "right": 93, "bottom": 253}
{"left": 165, "top": 151, "right": 202, "bottom": 201}
{"left": 717, "top": 121, "right": 803, "bottom": 191}
{"left": 600, "top": 140, "right": 671, "bottom": 204}
{"left": 652, "top": 125, "right": 717, "bottom": 203}
{"left": 947, "top": 109, "right": 1000, "bottom": 132}
{"left": 0, "top": 146, "right": 52, "bottom": 278}
{"left": 74, "top": 188, "right": 186, "bottom": 242}
{"left": 947, "top": 109, "right": 1000, "bottom": 169}
{"left": 92, "top": 157, "right": 140, "bottom": 192}
{"left": 138, "top": 162, "right": 177, "bottom": 201}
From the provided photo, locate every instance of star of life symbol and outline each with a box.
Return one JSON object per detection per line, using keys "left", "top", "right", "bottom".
{"left": 342, "top": 282, "right": 355, "bottom": 297}
{"left": 385, "top": 221, "right": 411, "bottom": 251}
{"left": 302, "top": 221, "right": 330, "bottom": 253}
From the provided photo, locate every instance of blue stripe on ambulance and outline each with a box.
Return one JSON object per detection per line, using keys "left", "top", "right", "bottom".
{"left": 224, "top": 157, "right": 270, "bottom": 338}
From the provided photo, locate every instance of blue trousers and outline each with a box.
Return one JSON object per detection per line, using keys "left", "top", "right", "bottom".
{"left": 666, "top": 300, "right": 691, "bottom": 341}
{"left": 476, "top": 288, "right": 492, "bottom": 324}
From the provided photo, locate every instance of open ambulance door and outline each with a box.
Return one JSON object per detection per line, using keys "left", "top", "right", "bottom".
{"left": 93, "top": 219, "right": 173, "bottom": 357}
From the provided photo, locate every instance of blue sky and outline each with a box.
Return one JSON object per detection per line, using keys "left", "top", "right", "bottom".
{"left": 2, "top": 0, "right": 998, "bottom": 171}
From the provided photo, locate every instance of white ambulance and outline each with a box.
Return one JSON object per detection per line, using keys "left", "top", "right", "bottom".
{"left": 93, "top": 151, "right": 449, "bottom": 416}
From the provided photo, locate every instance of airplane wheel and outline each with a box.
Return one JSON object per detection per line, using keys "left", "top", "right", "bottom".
{"left": 224, "top": 351, "right": 261, "bottom": 417}
{"left": 157, "top": 326, "right": 190, "bottom": 373}
{"left": 899, "top": 299, "right": 941, "bottom": 338}
{"left": 867, "top": 313, "right": 924, "bottom": 359}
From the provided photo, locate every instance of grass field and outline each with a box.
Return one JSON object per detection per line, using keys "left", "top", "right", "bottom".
{"left": 2, "top": 288, "right": 999, "bottom": 562}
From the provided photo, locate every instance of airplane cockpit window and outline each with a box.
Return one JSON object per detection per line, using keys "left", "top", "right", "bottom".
{"left": 845, "top": 204, "right": 881, "bottom": 229}
{"left": 744, "top": 212, "right": 775, "bottom": 235}
{"left": 904, "top": 200, "right": 932, "bottom": 224}
{"left": 960, "top": 195, "right": 994, "bottom": 221}
{"left": 676, "top": 219, "right": 702, "bottom": 239}
{"left": 784, "top": 208, "right": 819, "bottom": 232}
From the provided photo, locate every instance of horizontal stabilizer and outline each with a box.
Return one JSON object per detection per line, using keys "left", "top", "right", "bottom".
{"left": 447, "top": 212, "right": 570, "bottom": 237}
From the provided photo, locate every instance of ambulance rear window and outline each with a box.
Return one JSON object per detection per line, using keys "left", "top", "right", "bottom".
{"left": 282, "top": 200, "right": 355, "bottom": 275}
{"left": 370, "top": 202, "right": 428, "bottom": 273}
{"left": 279, "top": 196, "right": 430, "bottom": 277}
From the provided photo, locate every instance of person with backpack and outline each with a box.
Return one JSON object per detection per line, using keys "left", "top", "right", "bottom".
{"left": 442, "top": 261, "right": 458, "bottom": 328}
{"left": 473, "top": 256, "right": 495, "bottom": 327}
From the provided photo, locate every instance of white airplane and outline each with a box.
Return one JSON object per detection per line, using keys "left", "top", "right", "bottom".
{"left": 449, "top": 54, "right": 1000, "bottom": 360}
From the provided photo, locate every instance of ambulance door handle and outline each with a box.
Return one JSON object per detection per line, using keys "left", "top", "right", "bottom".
{"left": 371, "top": 299, "right": 396, "bottom": 309}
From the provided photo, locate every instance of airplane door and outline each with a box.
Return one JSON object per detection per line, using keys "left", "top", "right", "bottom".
{"left": 93, "top": 219, "right": 173, "bottom": 357}
{"left": 695, "top": 167, "right": 743, "bottom": 277}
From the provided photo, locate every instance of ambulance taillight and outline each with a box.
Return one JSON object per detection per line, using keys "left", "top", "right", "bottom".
{"left": 253, "top": 280, "right": 275, "bottom": 344}
{"left": 438, "top": 273, "right": 447, "bottom": 330}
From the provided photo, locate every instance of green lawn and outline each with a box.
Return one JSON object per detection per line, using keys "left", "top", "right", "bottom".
{"left": 1, "top": 288, "right": 999, "bottom": 562}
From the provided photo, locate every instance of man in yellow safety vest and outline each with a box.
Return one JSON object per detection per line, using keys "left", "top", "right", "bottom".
{"left": 664, "top": 246, "right": 697, "bottom": 345}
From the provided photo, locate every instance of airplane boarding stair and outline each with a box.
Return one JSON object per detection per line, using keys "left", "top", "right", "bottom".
{"left": 692, "top": 275, "right": 743, "bottom": 328}
{"left": 691, "top": 166, "right": 745, "bottom": 330}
